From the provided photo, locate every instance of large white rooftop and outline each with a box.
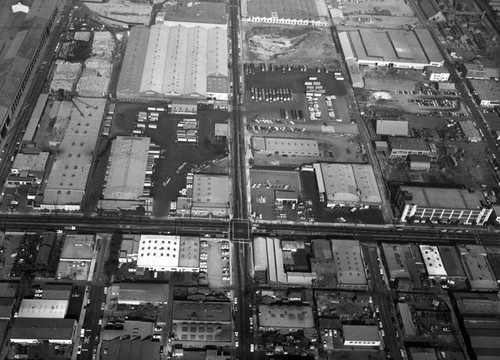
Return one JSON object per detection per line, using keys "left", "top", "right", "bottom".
{"left": 419, "top": 245, "right": 447, "bottom": 278}
{"left": 137, "top": 235, "right": 180, "bottom": 270}
{"left": 17, "top": 299, "right": 69, "bottom": 319}
{"left": 117, "top": 24, "right": 227, "bottom": 99}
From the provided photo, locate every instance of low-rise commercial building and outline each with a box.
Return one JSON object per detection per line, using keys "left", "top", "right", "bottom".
{"left": 136, "top": 235, "right": 199, "bottom": 272}
{"left": 409, "top": 155, "right": 431, "bottom": 171}
{"left": 457, "top": 244, "right": 498, "bottom": 291}
{"left": 389, "top": 137, "right": 437, "bottom": 160}
{"left": 331, "top": 240, "right": 367, "bottom": 289}
{"left": 376, "top": 120, "right": 409, "bottom": 137}
{"left": 258, "top": 304, "right": 315, "bottom": 336}
{"left": 100, "top": 338, "right": 161, "bottom": 360}
{"left": 17, "top": 299, "right": 68, "bottom": 318}
{"left": 252, "top": 137, "right": 319, "bottom": 157}
{"left": 382, "top": 243, "right": 411, "bottom": 285}
{"left": 119, "top": 235, "right": 140, "bottom": 264}
{"left": 342, "top": 325, "right": 381, "bottom": 347}
{"left": 425, "top": 66, "right": 450, "bottom": 82}
{"left": 459, "top": 120, "right": 482, "bottom": 143}
{"left": 468, "top": 79, "right": 500, "bottom": 107}
{"left": 395, "top": 186, "right": 492, "bottom": 225}
{"left": 117, "top": 283, "right": 168, "bottom": 305}
{"left": 191, "top": 174, "right": 230, "bottom": 217}
{"left": 10, "top": 318, "right": 76, "bottom": 344}
{"left": 11, "top": 152, "right": 49, "bottom": 178}
{"left": 171, "top": 300, "right": 232, "bottom": 346}
{"left": 241, "top": 0, "right": 330, "bottom": 26}
{"left": 419, "top": 245, "right": 447, "bottom": 280}
{"left": 438, "top": 246, "right": 467, "bottom": 283}
{"left": 59, "top": 235, "right": 94, "bottom": 262}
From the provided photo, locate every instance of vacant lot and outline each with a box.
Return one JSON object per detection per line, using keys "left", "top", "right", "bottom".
{"left": 242, "top": 23, "right": 338, "bottom": 67}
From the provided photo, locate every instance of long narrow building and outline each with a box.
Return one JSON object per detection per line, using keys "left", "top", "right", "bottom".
{"left": 0, "top": 0, "right": 61, "bottom": 142}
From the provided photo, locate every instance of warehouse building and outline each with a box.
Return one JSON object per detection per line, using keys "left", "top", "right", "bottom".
{"left": 10, "top": 318, "right": 76, "bottom": 344}
{"left": 0, "top": 0, "right": 61, "bottom": 142}
{"left": 438, "top": 246, "right": 467, "bottom": 283}
{"left": 23, "top": 94, "right": 48, "bottom": 144}
{"left": 241, "top": 0, "right": 330, "bottom": 26}
{"left": 457, "top": 244, "right": 498, "bottom": 291}
{"left": 11, "top": 152, "right": 49, "bottom": 179}
{"left": 252, "top": 137, "right": 319, "bottom": 157}
{"left": 253, "top": 237, "right": 269, "bottom": 278}
{"left": 376, "top": 120, "right": 409, "bottom": 137}
{"left": 395, "top": 186, "right": 492, "bottom": 225}
{"left": 313, "top": 163, "right": 382, "bottom": 207}
{"left": 459, "top": 120, "right": 482, "bottom": 142}
{"left": 389, "top": 137, "right": 437, "bottom": 160}
{"left": 258, "top": 304, "right": 315, "bottom": 335}
{"left": 40, "top": 98, "right": 106, "bottom": 211}
{"left": 117, "top": 23, "right": 228, "bottom": 102}
{"left": 100, "top": 338, "right": 161, "bottom": 360}
{"left": 381, "top": 243, "right": 411, "bottom": 285}
{"left": 60, "top": 235, "right": 94, "bottom": 262}
{"left": 331, "top": 240, "right": 367, "bottom": 290}
{"left": 101, "top": 136, "right": 151, "bottom": 211}
{"left": 190, "top": 174, "right": 230, "bottom": 217}
{"left": 338, "top": 29, "right": 444, "bottom": 69}
{"left": 468, "top": 79, "right": 500, "bottom": 107}
{"left": 342, "top": 325, "right": 381, "bottom": 347}
{"left": 267, "top": 237, "right": 287, "bottom": 283}
{"left": 17, "top": 299, "right": 68, "bottom": 319}
{"left": 409, "top": 155, "right": 432, "bottom": 172}
{"left": 136, "top": 235, "right": 199, "bottom": 272}
{"left": 117, "top": 283, "right": 168, "bottom": 305}
{"left": 419, "top": 245, "right": 447, "bottom": 280}
{"left": 171, "top": 300, "right": 232, "bottom": 346}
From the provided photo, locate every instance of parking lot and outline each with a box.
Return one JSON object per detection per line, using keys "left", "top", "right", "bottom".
{"left": 250, "top": 167, "right": 302, "bottom": 221}
{"left": 202, "top": 239, "right": 231, "bottom": 289}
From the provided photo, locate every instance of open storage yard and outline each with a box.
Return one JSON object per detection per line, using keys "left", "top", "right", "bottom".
{"left": 109, "top": 103, "right": 228, "bottom": 217}
{"left": 336, "top": 0, "right": 419, "bottom": 30}
{"left": 242, "top": 23, "right": 339, "bottom": 67}
{"left": 354, "top": 66, "right": 500, "bottom": 195}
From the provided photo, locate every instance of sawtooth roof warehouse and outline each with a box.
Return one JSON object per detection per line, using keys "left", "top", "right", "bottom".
{"left": 338, "top": 28, "right": 444, "bottom": 69}
{"left": 117, "top": 23, "right": 228, "bottom": 102}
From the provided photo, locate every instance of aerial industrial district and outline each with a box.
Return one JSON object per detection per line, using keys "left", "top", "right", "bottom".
{"left": 2, "top": 0, "right": 500, "bottom": 360}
